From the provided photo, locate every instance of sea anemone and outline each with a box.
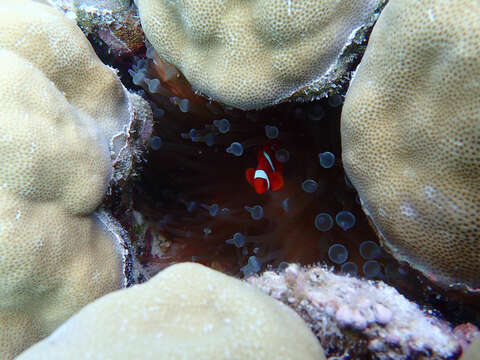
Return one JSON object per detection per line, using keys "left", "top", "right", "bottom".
{"left": 128, "top": 48, "right": 407, "bottom": 285}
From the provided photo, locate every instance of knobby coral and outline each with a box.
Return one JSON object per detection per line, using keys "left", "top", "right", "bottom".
{"left": 249, "top": 264, "right": 462, "bottom": 359}
{"left": 16, "top": 263, "right": 326, "bottom": 360}
{"left": 341, "top": 0, "right": 480, "bottom": 291}
{"left": 134, "top": 0, "right": 385, "bottom": 110}
{"left": 0, "top": 0, "right": 152, "bottom": 358}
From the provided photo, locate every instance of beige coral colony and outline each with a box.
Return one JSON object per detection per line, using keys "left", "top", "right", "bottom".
{"left": 0, "top": 0, "right": 479, "bottom": 359}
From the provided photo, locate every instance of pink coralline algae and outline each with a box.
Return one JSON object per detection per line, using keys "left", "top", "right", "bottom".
{"left": 248, "top": 264, "right": 463, "bottom": 359}
{"left": 52, "top": 0, "right": 145, "bottom": 57}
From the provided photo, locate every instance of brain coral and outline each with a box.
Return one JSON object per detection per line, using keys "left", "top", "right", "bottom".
{"left": 0, "top": 0, "right": 151, "bottom": 358}
{"left": 17, "top": 263, "right": 326, "bottom": 360}
{"left": 135, "top": 0, "right": 384, "bottom": 110}
{"left": 341, "top": 0, "right": 480, "bottom": 291}
{"left": 0, "top": 0, "right": 152, "bottom": 181}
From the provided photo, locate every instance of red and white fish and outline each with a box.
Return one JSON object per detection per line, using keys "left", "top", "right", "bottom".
{"left": 245, "top": 140, "right": 284, "bottom": 194}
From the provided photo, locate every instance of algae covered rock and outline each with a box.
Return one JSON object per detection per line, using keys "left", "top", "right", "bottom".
{"left": 249, "top": 264, "right": 462, "bottom": 359}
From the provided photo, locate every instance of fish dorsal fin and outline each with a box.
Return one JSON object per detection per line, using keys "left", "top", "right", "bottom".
{"left": 245, "top": 168, "right": 255, "bottom": 185}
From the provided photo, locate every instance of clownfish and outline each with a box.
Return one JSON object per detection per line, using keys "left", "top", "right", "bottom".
{"left": 245, "top": 140, "right": 284, "bottom": 194}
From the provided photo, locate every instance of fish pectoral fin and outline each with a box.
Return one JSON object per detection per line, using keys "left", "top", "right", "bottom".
{"left": 270, "top": 171, "right": 284, "bottom": 191}
{"left": 245, "top": 168, "right": 255, "bottom": 185}
{"left": 254, "top": 178, "right": 268, "bottom": 194}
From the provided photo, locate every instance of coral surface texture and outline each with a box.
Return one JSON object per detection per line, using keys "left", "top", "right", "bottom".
{"left": 0, "top": 0, "right": 152, "bottom": 358}
{"left": 16, "top": 263, "right": 326, "bottom": 360}
{"left": 135, "top": 0, "right": 383, "bottom": 109}
{"left": 341, "top": 0, "right": 480, "bottom": 291}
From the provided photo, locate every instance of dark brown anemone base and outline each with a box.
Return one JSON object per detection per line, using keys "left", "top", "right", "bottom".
{"left": 132, "top": 55, "right": 389, "bottom": 275}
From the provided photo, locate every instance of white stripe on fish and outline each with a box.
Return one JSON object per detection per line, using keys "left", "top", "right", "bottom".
{"left": 263, "top": 150, "right": 275, "bottom": 172}
{"left": 254, "top": 169, "right": 270, "bottom": 190}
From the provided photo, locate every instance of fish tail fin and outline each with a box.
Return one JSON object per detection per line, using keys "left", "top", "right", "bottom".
{"left": 270, "top": 171, "right": 284, "bottom": 191}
